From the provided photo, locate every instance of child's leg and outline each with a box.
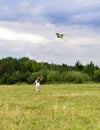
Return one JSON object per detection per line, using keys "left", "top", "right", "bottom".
{"left": 36, "top": 85, "right": 40, "bottom": 93}
{"left": 36, "top": 87, "right": 39, "bottom": 93}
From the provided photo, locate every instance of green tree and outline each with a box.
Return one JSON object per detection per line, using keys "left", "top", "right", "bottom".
{"left": 93, "top": 69, "right": 100, "bottom": 82}
{"left": 47, "top": 71, "right": 60, "bottom": 83}
{"left": 74, "top": 60, "right": 84, "bottom": 71}
{"left": 83, "top": 61, "right": 97, "bottom": 78}
{"left": 0, "top": 57, "right": 18, "bottom": 75}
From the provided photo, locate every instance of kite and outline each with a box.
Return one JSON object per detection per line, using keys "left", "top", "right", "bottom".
{"left": 56, "top": 33, "right": 70, "bottom": 40}
{"left": 56, "top": 33, "right": 64, "bottom": 39}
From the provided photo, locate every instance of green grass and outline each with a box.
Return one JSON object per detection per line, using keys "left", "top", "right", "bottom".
{"left": 0, "top": 84, "right": 100, "bottom": 130}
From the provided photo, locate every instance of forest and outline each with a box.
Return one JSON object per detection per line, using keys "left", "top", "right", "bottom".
{"left": 0, "top": 57, "right": 100, "bottom": 84}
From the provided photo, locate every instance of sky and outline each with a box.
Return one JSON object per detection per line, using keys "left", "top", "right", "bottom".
{"left": 0, "top": 0, "right": 100, "bottom": 66}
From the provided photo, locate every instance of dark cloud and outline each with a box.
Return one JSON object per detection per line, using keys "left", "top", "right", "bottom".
{"left": 0, "top": 0, "right": 100, "bottom": 27}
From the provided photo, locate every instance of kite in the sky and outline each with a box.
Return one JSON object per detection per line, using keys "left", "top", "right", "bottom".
{"left": 56, "top": 33, "right": 64, "bottom": 39}
{"left": 56, "top": 33, "right": 70, "bottom": 40}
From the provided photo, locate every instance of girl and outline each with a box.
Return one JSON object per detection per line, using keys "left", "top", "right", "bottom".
{"left": 35, "top": 77, "right": 42, "bottom": 93}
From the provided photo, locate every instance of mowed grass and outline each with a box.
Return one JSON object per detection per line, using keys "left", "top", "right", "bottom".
{"left": 0, "top": 84, "right": 100, "bottom": 130}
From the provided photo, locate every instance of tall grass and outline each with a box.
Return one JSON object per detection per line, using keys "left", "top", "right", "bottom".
{"left": 0, "top": 84, "right": 100, "bottom": 130}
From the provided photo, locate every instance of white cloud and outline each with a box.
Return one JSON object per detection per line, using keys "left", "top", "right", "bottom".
{"left": 10, "top": 47, "right": 25, "bottom": 52}
{"left": 0, "top": 27, "right": 49, "bottom": 43}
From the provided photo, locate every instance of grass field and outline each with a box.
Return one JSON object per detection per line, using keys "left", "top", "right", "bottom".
{"left": 0, "top": 84, "right": 100, "bottom": 130}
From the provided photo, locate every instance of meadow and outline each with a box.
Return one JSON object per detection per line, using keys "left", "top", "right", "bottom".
{"left": 0, "top": 84, "right": 100, "bottom": 130}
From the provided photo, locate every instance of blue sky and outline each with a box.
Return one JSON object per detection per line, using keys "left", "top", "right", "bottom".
{"left": 0, "top": 0, "right": 100, "bottom": 66}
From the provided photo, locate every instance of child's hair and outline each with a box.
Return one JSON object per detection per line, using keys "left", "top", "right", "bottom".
{"left": 37, "top": 77, "right": 41, "bottom": 82}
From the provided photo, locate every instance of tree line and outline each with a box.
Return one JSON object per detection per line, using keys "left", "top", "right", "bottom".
{"left": 0, "top": 57, "right": 100, "bottom": 84}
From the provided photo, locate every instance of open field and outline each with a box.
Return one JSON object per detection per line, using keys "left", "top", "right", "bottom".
{"left": 0, "top": 84, "right": 100, "bottom": 130}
